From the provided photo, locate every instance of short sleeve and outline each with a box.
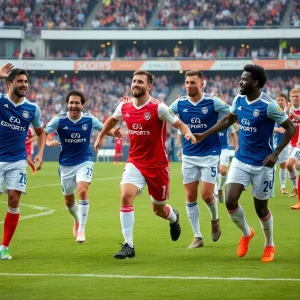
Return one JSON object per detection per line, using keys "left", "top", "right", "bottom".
{"left": 112, "top": 102, "right": 124, "bottom": 121}
{"left": 230, "top": 96, "right": 239, "bottom": 115}
{"left": 31, "top": 105, "right": 43, "bottom": 128}
{"left": 169, "top": 100, "right": 179, "bottom": 115}
{"left": 267, "top": 101, "right": 289, "bottom": 124}
{"left": 91, "top": 115, "right": 103, "bottom": 131}
{"left": 45, "top": 115, "right": 59, "bottom": 134}
{"left": 158, "top": 102, "right": 179, "bottom": 125}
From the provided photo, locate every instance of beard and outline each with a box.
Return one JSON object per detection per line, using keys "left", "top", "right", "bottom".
{"left": 132, "top": 87, "right": 146, "bottom": 98}
{"left": 13, "top": 86, "right": 26, "bottom": 98}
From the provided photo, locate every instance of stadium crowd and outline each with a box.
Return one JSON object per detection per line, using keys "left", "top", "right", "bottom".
{"left": 290, "top": 0, "right": 300, "bottom": 27}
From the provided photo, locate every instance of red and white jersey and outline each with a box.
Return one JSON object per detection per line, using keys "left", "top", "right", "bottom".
{"left": 113, "top": 97, "right": 179, "bottom": 168}
{"left": 289, "top": 108, "right": 300, "bottom": 147}
{"left": 25, "top": 127, "right": 34, "bottom": 150}
{"left": 114, "top": 137, "right": 123, "bottom": 149}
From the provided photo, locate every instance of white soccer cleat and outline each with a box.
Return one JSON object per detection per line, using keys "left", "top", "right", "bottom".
{"left": 76, "top": 232, "right": 86, "bottom": 243}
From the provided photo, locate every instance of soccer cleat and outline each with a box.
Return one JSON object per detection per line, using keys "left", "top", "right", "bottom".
{"left": 188, "top": 237, "right": 204, "bottom": 248}
{"left": 169, "top": 209, "right": 181, "bottom": 241}
{"left": 114, "top": 243, "right": 135, "bottom": 259}
{"left": 261, "top": 245, "right": 275, "bottom": 263}
{"left": 211, "top": 219, "right": 221, "bottom": 242}
{"left": 32, "top": 168, "right": 37, "bottom": 175}
{"left": 237, "top": 228, "right": 255, "bottom": 257}
{"left": 289, "top": 188, "right": 297, "bottom": 197}
{"left": 73, "top": 221, "right": 79, "bottom": 238}
{"left": 291, "top": 202, "right": 300, "bottom": 210}
{"left": 0, "top": 248, "right": 12, "bottom": 260}
{"left": 218, "top": 190, "right": 224, "bottom": 203}
{"left": 280, "top": 188, "right": 287, "bottom": 195}
{"left": 76, "top": 232, "right": 85, "bottom": 243}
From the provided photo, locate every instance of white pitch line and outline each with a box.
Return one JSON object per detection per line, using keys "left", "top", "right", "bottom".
{"left": 0, "top": 273, "right": 299, "bottom": 282}
{"left": 0, "top": 202, "right": 55, "bottom": 224}
{"left": 27, "top": 176, "right": 120, "bottom": 189}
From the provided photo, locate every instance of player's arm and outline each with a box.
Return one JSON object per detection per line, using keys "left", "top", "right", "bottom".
{"left": 92, "top": 116, "right": 124, "bottom": 138}
{"left": 31, "top": 106, "right": 46, "bottom": 171}
{"left": 177, "top": 131, "right": 182, "bottom": 160}
{"left": 160, "top": 103, "right": 196, "bottom": 144}
{"left": 229, "top": 126, "right": 238, "bottom": 151}
{"left": 273, "top": 127, "right": 285, "bottom": 134}
{"left": 44, "top": 116, "right": 61, "bottom": 146}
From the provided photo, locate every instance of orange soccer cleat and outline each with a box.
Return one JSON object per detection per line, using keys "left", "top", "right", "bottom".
{"left": 237, "top": 228, "right": 255, "bottom": 257}
{"left": 261, "top": 245, "right": 275, "bottom": 263}
{"left": 280, "top": 188, "right": 287, "bottom": 195}
{"left": 291, "top": 202, "right": 300, "bottom": 210}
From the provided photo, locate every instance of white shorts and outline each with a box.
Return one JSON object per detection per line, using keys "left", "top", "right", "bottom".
{"left": 59, "top": 161, "right": 94, "bottom": 196}
{"left": 220, "top": 149, "right": 230, "bottom": 166}
{"left": 181, "top": 154, "right": 219, "bottom": 184}
{"left": 227, "top": 158, "right": 275, "bottom": 200}
{"left": 278, "top": 144, "right": 292, "bottom": 164}
{"left": 0, "top": 160, "right": 28, "bottom": 194}
{"left": 288, "top": 146, "right": 300, "bottom": 161}
{"left": 120, "top": 163, "right": 145, "bottom": 195}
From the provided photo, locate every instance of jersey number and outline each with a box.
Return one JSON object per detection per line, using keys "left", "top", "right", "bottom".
{"left": 211, "top": 167, "right": 217, "bottom": 178}
{"left": 86, "top": 167, "right": 93, "bottom": 177}
{"left": 19, "top": 173, "right": 27, "bottom": 185}
{"left": 263, "top": 180, "right": 273, "bottom": 193}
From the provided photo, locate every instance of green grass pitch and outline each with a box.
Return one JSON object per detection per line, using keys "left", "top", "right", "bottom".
{"left": 0, "top": 162, "right": 300, "bottom": 300}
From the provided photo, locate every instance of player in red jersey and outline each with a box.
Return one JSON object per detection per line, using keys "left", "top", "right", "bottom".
{"left": 94, "top": 70, "right": 196, "bottom": 259}
{"left": 25, "top": 127, "right": 37, "bottom": 174}
{"left": 285, "top": 89, "right": 300, "bottom": 202}
{"left": 113, "top": 137, "right": 123, "bottom": 164}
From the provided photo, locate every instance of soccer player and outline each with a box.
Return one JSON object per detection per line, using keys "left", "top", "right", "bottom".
{"left": 285, "top": 89, "right": 300, "bottom": 205}
{"left": 215, "top": 94, "right": 238, "bottom": 204}
{"left": 113, "top": 137, "right": 123, "bottom": 164}
{"left": 0, "top": 64, "right": 46, "bottom": 260}
{"left": 169, "top": 71, "right": 229, "bottom": 249}
{"left": 195, "top": 64, "right": 295, "bottom": 262}
{"left": 45, "top": 90, "right": 123, "bottom": 243}
{"left": 273, "top": 93, "right": 290, "bottom": 195}
{"left": 94, "top": 70, "right": 196, "bottom": 259}
{"left": 26, "top": 127, "right": 37, "bottom": 175}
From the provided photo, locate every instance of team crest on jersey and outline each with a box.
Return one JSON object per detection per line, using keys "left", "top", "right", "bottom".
{"left": 144, "top": 112, "right": 151, "bottom": 120}
{"left": 82, "top": 124, "right": 88, "bottom": 131}
{"left": 22, "top": 110, "right": 29, "bottom": 118}
{"left": 202, "top": 107, "right": 208, "bottom": 114}
{"left": 253, "top": 109, "right": 260, "bottom": 117}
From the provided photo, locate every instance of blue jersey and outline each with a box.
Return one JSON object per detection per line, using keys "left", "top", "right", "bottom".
{"left": 273, "top": 123, "right": 284, "bottom": 148}
{"left": 45, "top": 112, "right": 103, "bottom": 166}
{"left": 231, "top": 92, "right": 288, "bottom": 166}
{"left": 0, "top": 93, "right": 43, "bottom": 162}
{"left": 219, "top": 125, "right": 235, "bottom": 150}
{"left": 170, "top": 93, "right": 229, "bottom": 156}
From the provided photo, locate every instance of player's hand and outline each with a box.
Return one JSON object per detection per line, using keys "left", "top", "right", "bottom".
{"left": 263, "top": 153, "right": 278, "bottom": 168}
{"left": 193, "top": 133, "right": 205, "bottom": 144}
{"left": 177, "top": 148, "right": 182, "bottom": 161}
{"left": 122, "top": 96, "right": 131, "bottom": 102}
{"left": 33, "top": 153, "right": 43, "bottom": 171}
{"left": 277, "top": 127, "right": 285, "bottom": 134}
{"left": 297, "top": 141, "right": 300, "bottom": 147}
{"left": 48, "top": 140, "right": 61, "bottom": 147}
{"left": 184, "top": 133, "right": 196, "bottom": 144}
{"left": 114, "top": 127, "right": 124, "bottom": 138}
{"left": 94, "top": 135, "right": 104, "bottom": 152}
{"left": 0, "top": 63, "right": 14, "bottom": 79}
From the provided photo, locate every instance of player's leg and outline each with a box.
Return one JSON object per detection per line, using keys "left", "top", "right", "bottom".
{"left": 75, "top": 162, "right": 94, "bottom": 243}
{"left": 217, "top": 149, "right": 230, "bottom": 203}
{"left": 113, "top": 150, "right": 117, "bottom": 164}
{"left": 114, "top": 163, "right": 145, "bottom": 259}
{"left": 0, "top": 160, "right": 27, "bottom": 260}
{"left": 59, "top": 165, "right": 79, "bottom": 240}
{"left": 200, "top": 164, "right": 221, "bottom": 242}
{"left": 226, "top": 158, "right": 254, "bottom": 258}
{"left": 145, "top": 167, "right": 181, "bottom": 242}
{"left": 252, "top": 166, "right": 275, "bottom": 262}
{"left": 278, "top": 146, "right": 288, "bottom": 194}
{"left": 181, "top": 158, "right": 202, "bottom": 247}
{"left": 286, "top": 148, "right": 299, "bottom": 197}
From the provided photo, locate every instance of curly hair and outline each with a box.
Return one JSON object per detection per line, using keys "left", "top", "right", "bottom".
{"left": 243, "top": 64, "right": 267, "bottom": 88}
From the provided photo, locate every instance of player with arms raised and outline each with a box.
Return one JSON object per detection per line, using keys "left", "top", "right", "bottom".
{"left": 195, "top": 64, "right": 295, "bottom": 262}
{"left": 0, "top": 64, "right": 46, "bottom": 260}
{"left": 94, "top": 70, "right": 196, "bottom": 259}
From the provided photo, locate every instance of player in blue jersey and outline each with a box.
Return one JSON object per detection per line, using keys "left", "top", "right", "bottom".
{"left": 45, "top": 90, "right": 123, "bottom": 243}
{"left": 195, "top": 64, "right": 295, "bottom": 262}
{"left": 0, "top": 64, "right": 46, "bottom": 260}
{"left": 169, "top": 70, "right": 229, "bottom": 248}
{"left": 273, "top": 93, "right": 290, "bottom": 195}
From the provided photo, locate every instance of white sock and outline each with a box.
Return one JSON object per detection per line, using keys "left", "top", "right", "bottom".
{"left": 279, "top": 169, "right": 287, "bottom": 189}
{"left": 78, "top": 200, "right": 89, "bottom": 233}
{"left": 0, "top": 245, "right": 8, "bottom": 250}
{"left": 120, "top": 206, "right": 134, "bottom": 248}
{"left": 165, "top": 204, "right": 177, "bottom": 223}
{"left": 288, "top": 170, "right": 298, "bottom": 188}
{"left": 186, "top": 202, "right": 201, "bottom": 238}
{"left": 259, "top": 212, "right": 274, "bottom": 246}
{"left": 66, "top": 201, "right": 79, "bottom": 223}
{"left": 217, "top": 174, "right": 227, "bottom": 191}
{"left": 228, "top": 205, "right": 251, "bottom": 236}
{"left": 206, "top": 197, "right": 218, "bottom": 221}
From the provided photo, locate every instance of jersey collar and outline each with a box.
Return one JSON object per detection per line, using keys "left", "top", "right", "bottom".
{"left": 245, "top": 93, "right": 262, "bottom": 105}
{"left": 4, "top": 94, "right": 26, "bottom": 106}
{"left": 67, "top": 112, "right": 83, "bottom": 123}
{"left": 187, "top": 94, "right": 204, "bottom": 106}
{"left": 132, "top": 97, "right": 151, "bottom": 109}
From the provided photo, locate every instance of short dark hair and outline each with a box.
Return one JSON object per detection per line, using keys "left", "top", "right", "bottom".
{"left": 277, "top": 92, "right": 288, "bottom": 102}
{"left": 185, "top": 70, "right": 203, "bottom": 80}
{"left": 133, "top": 70, "right": 154, "bottom": 84}
{"left": 5, "top": 68, "right": 28, "bottom": 83}
{"left": 65, "top": 90, "right": 86, "bottom": 105}
{"left": 243, "top": 64, "right": 267, "bottom": 88}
